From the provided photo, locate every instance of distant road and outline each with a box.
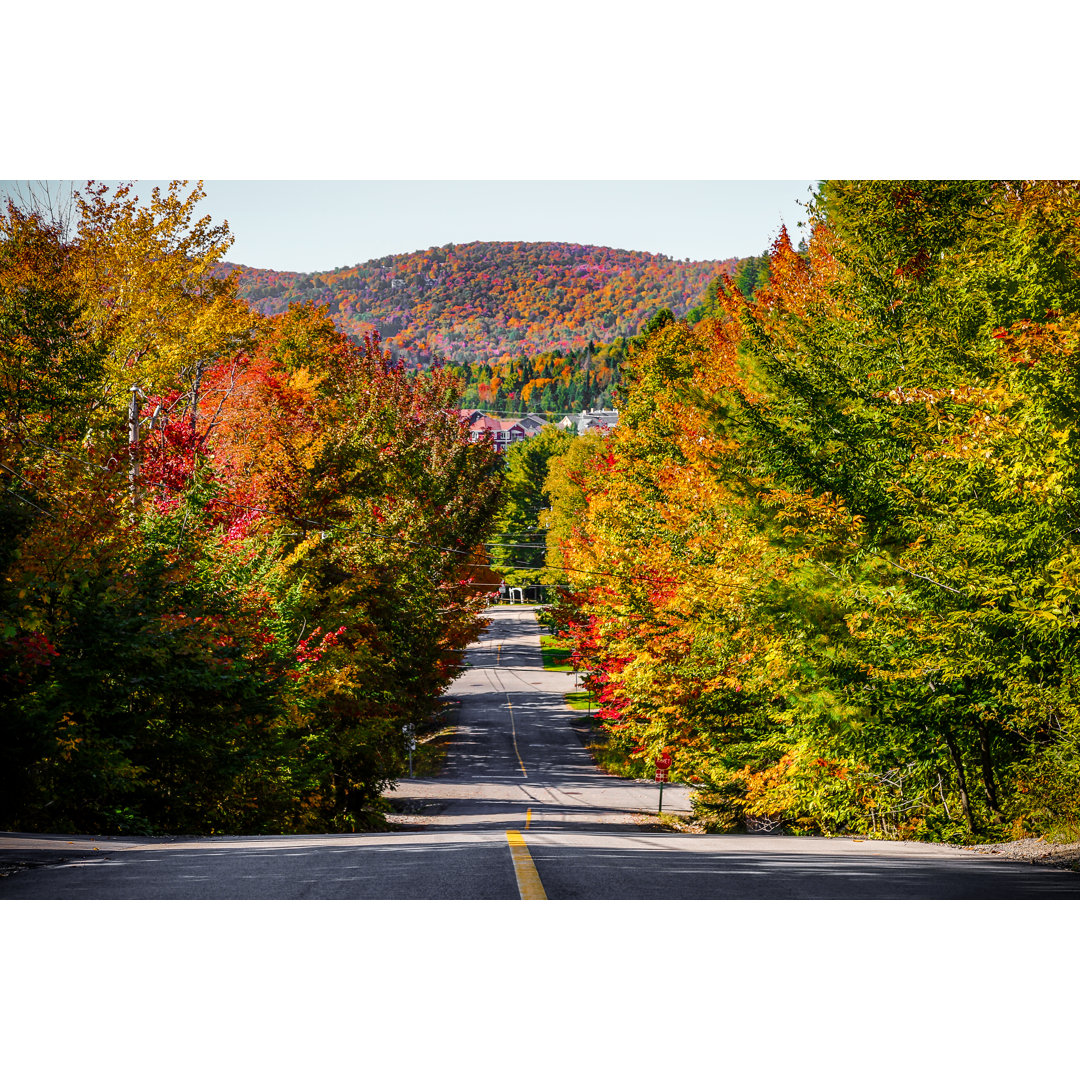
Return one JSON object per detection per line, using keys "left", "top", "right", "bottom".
{"left": 3, "top": 606, "right": 1079, "bottom": 900}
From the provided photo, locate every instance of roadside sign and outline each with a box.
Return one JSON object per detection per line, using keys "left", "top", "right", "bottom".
{"left": 656, "top": 764, "right": 669, "bottom": 814}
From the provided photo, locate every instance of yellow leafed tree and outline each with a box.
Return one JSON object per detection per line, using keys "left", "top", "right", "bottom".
{"left": 72, "top": 181, "right": 258, "bottom": 420}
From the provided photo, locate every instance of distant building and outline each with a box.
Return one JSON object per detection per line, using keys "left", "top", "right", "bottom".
{"left": 467, "top": 414, "right": 527, "bottom": 451}
{"left": 558, "top": 408, "right": 619, "bottom": 435}
{"left": 459, "top": 410, "right": 551, "bottom": 450}
{"left": 516, "top": 413, "right": 549, "bottom": 436}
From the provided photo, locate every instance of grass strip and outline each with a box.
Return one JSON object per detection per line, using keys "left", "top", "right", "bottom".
{"left": 540, "top": 634, "right": 573, "bottom": 672}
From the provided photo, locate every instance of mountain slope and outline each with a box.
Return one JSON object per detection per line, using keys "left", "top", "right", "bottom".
{"left": 225, "top": 241, "right": 738, "bottom": 365}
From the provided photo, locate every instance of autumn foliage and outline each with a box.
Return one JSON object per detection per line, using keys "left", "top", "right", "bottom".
{"left": 227, "top": 242, "right": 738, "bottom": 367}
{"left": 0, "top": 183, "right": 501, "bottom": 834}
{"left": 550, "top": 181, "right": 1080, "bottom": 843}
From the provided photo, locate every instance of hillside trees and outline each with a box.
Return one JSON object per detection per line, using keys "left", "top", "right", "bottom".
{"left": 230, "top": 242, "right": 737, "bottom": 367}
{"left": 0, "top": 185, "right": 502, "bottom": 833}
{"left": 457, "top": 339, "right": 626, "bottom": 417}
{"left": 733, "top": 250, "right": 770, "bottom": 299}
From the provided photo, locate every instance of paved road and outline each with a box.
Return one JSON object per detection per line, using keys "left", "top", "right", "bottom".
{"left": 3, "top": 605, "right": 1080, "bottom": 900}
{"left": 389, "top": 603, "right": 692, "bottom": 831}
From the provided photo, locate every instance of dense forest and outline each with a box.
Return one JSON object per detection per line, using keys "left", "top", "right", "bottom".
{"left": 0, "top": 182, "right": 502, "bottom": 834}
{"left": 545, "top": 181, "right": 1080, "bottom": 844}
{"left": 451, "top": 307, "right": 720, "bottom": 417}
{"left": 453, "top": 339, "right": 627, "bottom": 416}
{"left": 226, "top": 242, "right": 738, "bottom": 368}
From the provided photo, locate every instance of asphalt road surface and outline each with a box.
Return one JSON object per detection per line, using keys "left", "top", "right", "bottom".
{"left": 3, "top": 605, "right": 1080, "bottom": 900}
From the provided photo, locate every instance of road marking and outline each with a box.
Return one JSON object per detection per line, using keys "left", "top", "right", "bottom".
{"left": 507, "top": 701, "right": 528, "bottom": 778}
{"left": 506, "top": 831, "right": 546, "bottom": 900}
{"left": 483, "top": 664, "right": 528, "bottom": 778}
{"left": 526, "top": 807, "right": 532, "bottom": 829}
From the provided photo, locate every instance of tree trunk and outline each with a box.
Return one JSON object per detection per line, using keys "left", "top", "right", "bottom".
{"left": 977, "top": 720, "right": 1002, "bottom": 819}
{"left": 189, "top": 359, "right": 204, "bottom": 435}
{"left": 943, "top": 726, "right": 977, "bottom": 832}
{"left": 936, "top": 770, "right": 952, "bottom": 821}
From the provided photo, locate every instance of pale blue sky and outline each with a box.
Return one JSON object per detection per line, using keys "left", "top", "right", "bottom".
{"left": 2, "top": 180, "right": 816, "bottom": 274}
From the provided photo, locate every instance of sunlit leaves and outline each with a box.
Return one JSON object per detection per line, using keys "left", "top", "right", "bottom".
{"left": 552, "top": 181, "right": 1080, "bottom": 842}
{"left": 0, "top": 189, "right": 503, "bottom": 834}
{"left": 72, "top": 180, "right": 258, "bottom": 413}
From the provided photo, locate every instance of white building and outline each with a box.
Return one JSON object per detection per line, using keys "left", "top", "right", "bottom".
{"left": 558, "top": 408, "right": 619, "bottom": 435}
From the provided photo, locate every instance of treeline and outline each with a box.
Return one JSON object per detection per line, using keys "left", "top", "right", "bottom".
{"left": 0, "top": 183, "right": 501, "bottom": 835}
{"left": 453, "top": 339, "right": 627, "bottom": 416}
{"left": 226, "top": 241, "right": 738, "bottom": 368}
{"left": 449, "top": 262, "right": 778, "bottom": 419}
{"left": 547, "top": 181, "right": 1080, "bottom": 843}
{"left": 452, "top": 307, "right": 720, "bottom": 417}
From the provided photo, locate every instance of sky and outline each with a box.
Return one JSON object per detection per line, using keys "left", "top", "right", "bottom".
{"left": 0, "top": 179, "right": 816, "bottom": 273}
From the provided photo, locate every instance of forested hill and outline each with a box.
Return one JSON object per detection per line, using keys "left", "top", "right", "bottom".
{"left": 223, "top": 241, "right": 739, "bottom": 366}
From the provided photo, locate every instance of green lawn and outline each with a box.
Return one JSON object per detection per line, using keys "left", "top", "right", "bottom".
{"left": 540, "top": 635, "right": 573, "bottom": 672}
{"left": 564, "top": 690, "right": 593, "bottom": 711}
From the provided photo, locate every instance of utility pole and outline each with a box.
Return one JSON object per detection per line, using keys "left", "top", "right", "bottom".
{"left": 128, "top": 386, "right": 141, "bottom": 514}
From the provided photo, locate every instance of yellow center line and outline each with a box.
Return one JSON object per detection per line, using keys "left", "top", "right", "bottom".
{"left": 507, "top": 701, "right": 528, "bottom": 778}
{"left": 526, "top": 807, "right": 532, "bottom": 829}
{"left": 506, "top": 830, "right": 547, "bottom": 900}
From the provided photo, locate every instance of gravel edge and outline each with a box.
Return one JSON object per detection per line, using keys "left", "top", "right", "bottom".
{"left": 629, "top": 818, "right": 1080, "bottom": 871}
{"left": 946, "top": 837, "right": 1080, "bottom": 871}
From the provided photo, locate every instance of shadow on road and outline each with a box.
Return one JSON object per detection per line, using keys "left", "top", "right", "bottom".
{"left": 525, "top": 840, "right": 1080, "bottom": 900}
{"left": 6, "top": 831, "right": 1080, "bottom": 900}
